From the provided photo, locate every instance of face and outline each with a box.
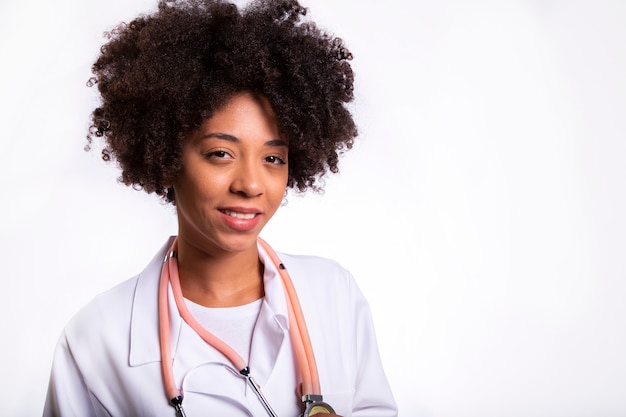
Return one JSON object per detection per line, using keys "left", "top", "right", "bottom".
{"left": 172, "top": 92, "right": 289, "bottom": 256}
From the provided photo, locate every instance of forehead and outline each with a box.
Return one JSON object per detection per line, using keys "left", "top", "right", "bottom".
{"left": 191, "top": 92, "right": 286, "bottom": 145}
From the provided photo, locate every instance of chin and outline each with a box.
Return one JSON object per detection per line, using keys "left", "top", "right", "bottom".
{"left": 214, "top": 234, "right": 261, "bottom": 254}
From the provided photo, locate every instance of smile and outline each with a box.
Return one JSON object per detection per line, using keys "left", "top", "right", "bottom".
{"left": 221, "top": 209, "right": 258, "bottom": 220}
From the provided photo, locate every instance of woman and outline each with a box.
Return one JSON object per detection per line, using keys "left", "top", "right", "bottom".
{"left": 44, "top": 0, "right": 397, "bottom": 416}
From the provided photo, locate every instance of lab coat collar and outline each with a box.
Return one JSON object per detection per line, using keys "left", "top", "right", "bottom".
{"left": 129, "top": 236, "right": 290, "bottom": 381}
{"left": 129, "top": 236, "right": 176, "bottom": 367}
{"left": 250, "top": 242, "right": 289, "bottom": 386}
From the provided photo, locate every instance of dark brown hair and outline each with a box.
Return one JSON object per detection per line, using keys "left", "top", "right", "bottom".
{"left": 87, "top": 0, "right": 356, "bottom": 203}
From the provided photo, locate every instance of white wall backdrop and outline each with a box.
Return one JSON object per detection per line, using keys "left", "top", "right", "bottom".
{"left": 1, "top": 1, "right": 625, "bottom": 416}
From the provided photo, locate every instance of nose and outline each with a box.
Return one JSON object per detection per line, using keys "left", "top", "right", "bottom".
{"left": 229, "top": 159, "right": 264, "bottom": 197}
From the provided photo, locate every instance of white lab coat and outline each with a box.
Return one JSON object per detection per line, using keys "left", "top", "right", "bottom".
{"left": 44, "top": 237, "right": 397, "bottom": 416}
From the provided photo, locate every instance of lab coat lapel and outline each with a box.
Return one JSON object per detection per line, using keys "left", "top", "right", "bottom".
{"left": 248, "top": 299, "right": 285, "bottom": 386}
{"left": 129, "top": 236, "right": 181, "bottom": 366}
{"left": 248, "top": 243, "right": 290, "bottom": 387}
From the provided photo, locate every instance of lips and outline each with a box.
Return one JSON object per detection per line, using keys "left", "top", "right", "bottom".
{"left": 218, "top": 207, "right": 262, "bottom": 232}
{"left": 221, "top": 209, "right": 257, "bottom": 220}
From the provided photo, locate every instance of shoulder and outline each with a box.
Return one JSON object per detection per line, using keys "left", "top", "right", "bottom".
{"left": 274, "top": 251, "right": 369, "bottom": 316}
{"left": 277, "top": 252, "right": 355, "bottom": 290}
{"left": 63, "top": 237, "right": 172, "bottom": 341}
{"left": 63, "top": 276, "right": 139, "bottom": 343}
{"left": 278, "top": 252, "right": 350, "bottom": 275}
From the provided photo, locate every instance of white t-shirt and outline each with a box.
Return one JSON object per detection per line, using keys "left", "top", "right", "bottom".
{"left": 184, "top": 298, "right": 263, "bottom": 363}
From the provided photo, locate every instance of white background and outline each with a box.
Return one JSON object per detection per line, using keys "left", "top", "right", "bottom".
{"left": 1, "top": 0, "right": 625, "bottom": 416}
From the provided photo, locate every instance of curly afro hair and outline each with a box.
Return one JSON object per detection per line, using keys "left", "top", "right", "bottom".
{"left": 87, "top": 0, "right": 356, "bottom": 203}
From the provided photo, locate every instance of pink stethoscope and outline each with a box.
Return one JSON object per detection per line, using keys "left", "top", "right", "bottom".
{"left": 158, "top": 237, "right": 335, "bottom": 417}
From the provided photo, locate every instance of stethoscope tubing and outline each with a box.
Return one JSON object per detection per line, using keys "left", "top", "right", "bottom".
{"left": 158, "top": 237, "right": 324, "bottom": 415}
{"left": 257, "top": 237, "right": 321, "bottom": 396}
{"left": 158, "top": 250, "right": 179, "bottom": 402}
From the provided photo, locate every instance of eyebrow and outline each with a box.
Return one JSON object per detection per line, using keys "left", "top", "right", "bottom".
{"left": 200, "top": 133, "right": 288, "bottom": 147}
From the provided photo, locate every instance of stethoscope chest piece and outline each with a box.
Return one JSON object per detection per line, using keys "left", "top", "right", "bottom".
{"left": 302, "top": 395, "right": 335, "bottom": 416}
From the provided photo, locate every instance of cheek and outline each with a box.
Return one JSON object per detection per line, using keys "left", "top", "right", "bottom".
{"left": 188, "top": 169, "right": 230, "bottom": 194}
{"left": 174, "top": 175, "right": 222, "bottom": 209}
{"left": 266, "top": 175, "right": 288, "bottom": 208}
{"left": 275, "top": 173, "right": 289, "bottom": 196}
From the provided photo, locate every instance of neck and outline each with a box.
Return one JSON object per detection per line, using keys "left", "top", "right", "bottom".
{"left": 175, "top": 237, "right": 264, "bottom": 308}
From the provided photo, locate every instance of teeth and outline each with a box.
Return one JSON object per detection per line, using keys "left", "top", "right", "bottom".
{"left": 223, "top": 209, "right": 256, "bottom": 219}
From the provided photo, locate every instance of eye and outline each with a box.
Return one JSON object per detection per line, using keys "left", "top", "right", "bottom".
{"left": 265, "top": 155, "right": 286, "bottom": 165}
{"left": 204, "top": 150, "right": 231, "bottom": 159}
